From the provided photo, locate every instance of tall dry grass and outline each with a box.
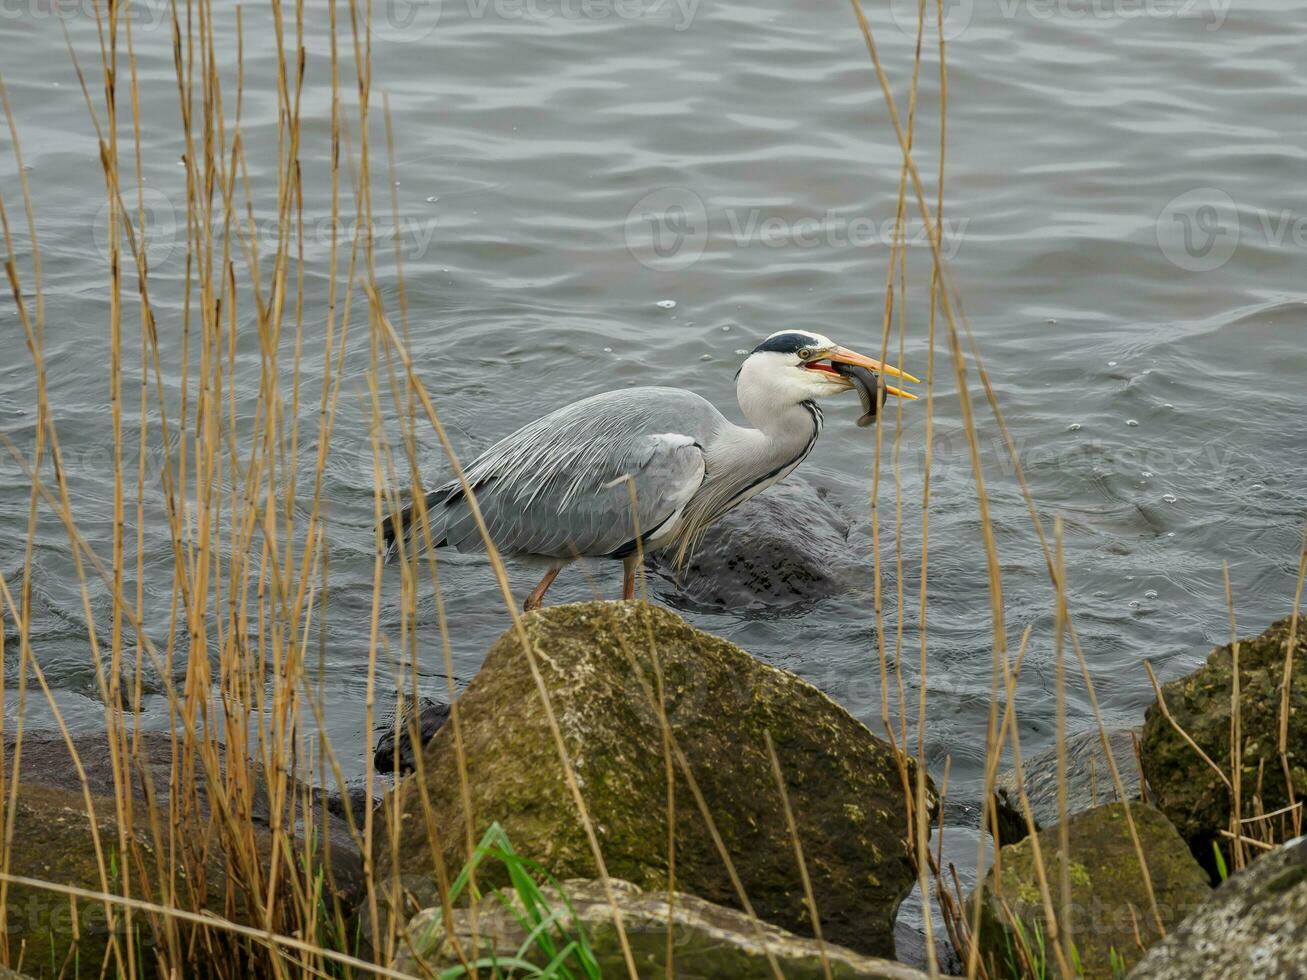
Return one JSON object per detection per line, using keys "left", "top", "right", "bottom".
{"left": 0, "top": 0, "right": 1301, "bottom": 978}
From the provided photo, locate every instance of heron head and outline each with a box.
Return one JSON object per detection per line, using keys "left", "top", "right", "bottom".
{"left": 737, "top": 330, "right": 919, "bottom": 409}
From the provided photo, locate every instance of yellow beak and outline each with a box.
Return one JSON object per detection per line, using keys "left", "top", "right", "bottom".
{"left": 808, "top": 345, "right": 920, "bottom": 400}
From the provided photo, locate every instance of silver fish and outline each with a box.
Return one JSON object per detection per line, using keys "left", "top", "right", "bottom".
{"left": 833, "top": 362, "right": 885, "bottom": 427}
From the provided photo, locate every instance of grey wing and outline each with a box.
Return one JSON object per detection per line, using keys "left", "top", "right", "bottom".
{"left": 428, "top": 387, "right": 718, "bottom": 560}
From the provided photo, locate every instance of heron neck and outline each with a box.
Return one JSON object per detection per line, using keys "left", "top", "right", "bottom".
{"left": 736, "top": 384, "right": 821, "bottom": 441}
{"left": 680, "top": 399, "right": 822, "bottom": 545}
{"left": 728, "top": 398, "right": 822, "bottom": 474}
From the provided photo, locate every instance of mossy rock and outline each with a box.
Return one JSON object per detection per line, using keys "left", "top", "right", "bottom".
{"left": 3, "top": 730, "right": 365, "bottom": 904}
{"left": 0, "top": 734, "right": 364, "bottom": 977}
{"left": 377, "top": 601, "right": 934, "bottom": 958}
{"left": 1129, "top": 836, "right": 1307, "bottom": 979}
{"left": 970, "top": 803, "right": 1210, "bottom": 979}
{"left": 0, "top": 783, "right": 243, "bottom": 978}
{"left": 993, "top": 728, "right": 1145, "bottom": 846}
{"left": 1141, "top": 617, "right": 1306, "bottom": 876}
{"left": 394, "top": 878, "right": 932, "bottom": 979}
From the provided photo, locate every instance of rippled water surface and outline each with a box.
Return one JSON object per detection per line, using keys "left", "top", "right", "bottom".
{"left": 2, "top": 0, "right": 1305, "bottom": 938}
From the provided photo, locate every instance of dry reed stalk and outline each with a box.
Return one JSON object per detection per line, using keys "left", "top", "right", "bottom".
{"left": 0, "top": 79, "right": 133, "bottom": 975}
{"left": 565, "top": 515, "right": 789, "bottom": 980}
{"left": 992, "top": 630, "right": 1075, "bottom": 980}
{"left": 0, "top": 869, "right": 424, "bottom": 980}
{"left": 1223, "top": 563, "right": 1246, "bottom": 872}
{"left": 838, "top": 11, "right": 1170, "bottom": 970}
{"left": 365, "top": 285, "right": 643, "bottom": 978}
{"left": 764, "top": 731, "right": 835, "bottom": 980}
{"left": 1280, "top": 525, "right": 1307, "bottom": 839}
{"left": 0, "top": 0, "right": 480, "bottom": 970}
{"left": 863, "top": 3, "right": 945, "bottom": 974}
{"left": 1053, "top": 519, "right": 1073, "bottom": 977}
{"left": 847, "top": 4, "right": 1172, "bottom": 950}
{"left": 616, "top": 479, "right": 680, "bottom": 980}
{"left": 846, "top": 9, "right": 1021, "bottom": 967}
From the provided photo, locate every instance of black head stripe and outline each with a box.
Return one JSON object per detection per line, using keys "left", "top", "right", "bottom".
{"left": 750, "top": 331, "right": 823, "bottom": 355}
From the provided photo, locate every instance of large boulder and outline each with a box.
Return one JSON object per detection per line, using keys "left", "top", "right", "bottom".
{"left": 394, "top": 878, "right": 932, "bottom": 979}
{"left": 377, "top": 601, "right": 934, "bottom": 958}
{"left": 993, "top": 728, "right": 1146, "bottom": 846}
{"left": 1128, "top": 836, "right": 1307, "bottom": 979}
{"left": 970, "top": 803, "right": 1210, "bottom": 979}
{"left": 645, "top": 479, "right": 859, "bottom": 611}
{"left": 1141, "top": 617, "right": 1306, "bottom": 875}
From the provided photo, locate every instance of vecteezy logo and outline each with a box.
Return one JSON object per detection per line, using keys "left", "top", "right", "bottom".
{"left": 624, "top": 187, "right": 708, "bottom": 272}
{"left": 889, "top": 0, "right": 973, "bottom": 42}
{"left": 368, "top": 0, "right": 441, "bottom": 43}
{"left": 91, "top": 186, "right": 178, "bottom": 269}
{"left": 1156, "top": 187, "right": 1239, "bottom": 273}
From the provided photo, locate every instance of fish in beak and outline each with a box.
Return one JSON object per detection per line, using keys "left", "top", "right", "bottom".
{"left": 802, "top": 345, "right": 920, "bottom": 400}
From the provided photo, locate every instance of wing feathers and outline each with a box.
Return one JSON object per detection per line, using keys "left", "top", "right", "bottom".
{"left": 384, "top": 388, "right": 720, "bottom": 561}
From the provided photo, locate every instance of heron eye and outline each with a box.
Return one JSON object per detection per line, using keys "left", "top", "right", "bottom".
{"left": 797, "top": 348, "right": 812, "bottom": 360}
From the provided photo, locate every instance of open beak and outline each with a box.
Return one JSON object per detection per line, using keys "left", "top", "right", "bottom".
{"left": 804, "top": 346, "right": 920, "bottom": 400}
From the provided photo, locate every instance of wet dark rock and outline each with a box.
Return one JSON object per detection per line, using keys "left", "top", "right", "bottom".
{"left": 993, "top": 728, "right": 1146, "bottom": 846}
{"left": 970, "top": 803, "right": 1210, "bottom": 980}
{"left": 1128, "top": 836, "right": 1307, "bottom": 979}
{"left": 322, "top": 695, "right": 454, "bottom": 826}
{"left": 0, "top": 783, "right": 253, "bottom": 975}
{"left": 395, "top": 878, "right": 932, "bottom": 979}
{"left": 373, "top": 696, "right": 450, "bottom": 774}
{"left": 325, "top": 783, "right": 376, "bottom": 828}
{"left": 645, "top": 478, "right": 858, "bottom": 612}
{"left": 2, "top": 729, "right": 364, "bottom": 904}
{"left": 378, "top": 601, "right": 934, "bottom": 959}
{"left": 1141, "top": 617, "right": 1306, "bottom": 878}
{"left": 893, "top": 917, "right": 963, "bottom": 976}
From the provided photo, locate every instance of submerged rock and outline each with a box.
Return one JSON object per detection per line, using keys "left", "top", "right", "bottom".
{"left": 1128, "top": 836, "right": 1307, "bottom": 979}
{"left": 378, "top": 601, "right": 933, "bottom": 958}
{"left": 645, "top": 479, "right": 858, "bottom": 611}
{"left": 394, "top": 878, "right": 931, "bottom": 979}
{"left": 993, "top": 728, "right": 1146, "bottom": 846}
{"left": 1141, "top": 617, "right": 1306, "bottom": 876}
{"left": 970, "top": 803, "right": 1209, "bottom": 979}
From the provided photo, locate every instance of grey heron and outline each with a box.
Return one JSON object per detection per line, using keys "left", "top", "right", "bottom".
{"left": 382, "top": 330, "right": 918, "bottom": 610}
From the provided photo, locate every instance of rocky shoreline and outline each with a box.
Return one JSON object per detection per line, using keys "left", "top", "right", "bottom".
{"left": 1, "top": 592, "right": 1303, "bottom": 977}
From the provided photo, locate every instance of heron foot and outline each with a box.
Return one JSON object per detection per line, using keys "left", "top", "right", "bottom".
{"left": 622, "top": 556, "right": 638, "bottom": 601}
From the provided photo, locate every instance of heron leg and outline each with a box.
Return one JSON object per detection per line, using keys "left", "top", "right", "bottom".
{"left": 622, "top": 555, "right": 638, "bottom": 601}
{"left": 524, "top": 567, "right": 561, "bottom": 612}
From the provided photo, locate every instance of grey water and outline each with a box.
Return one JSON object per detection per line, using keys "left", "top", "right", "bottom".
{"left": 2, "top": 0, "right": 1305, "bottom": 944}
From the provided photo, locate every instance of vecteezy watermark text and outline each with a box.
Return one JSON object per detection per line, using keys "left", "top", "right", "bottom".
{"left": 888, "top": 0, "right": 1233, "bottom": 42}
{"left": 1156, "top": 187, "right": 1307, "bottom": 273}
{"left": 91, "top": 188, "right": 442, "bottom": 268}
{"left": 1, "top": 0, "right": 699, "bottom": 38}
{"left": 625, "top": 187, "right": 968, "bottom": 272}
